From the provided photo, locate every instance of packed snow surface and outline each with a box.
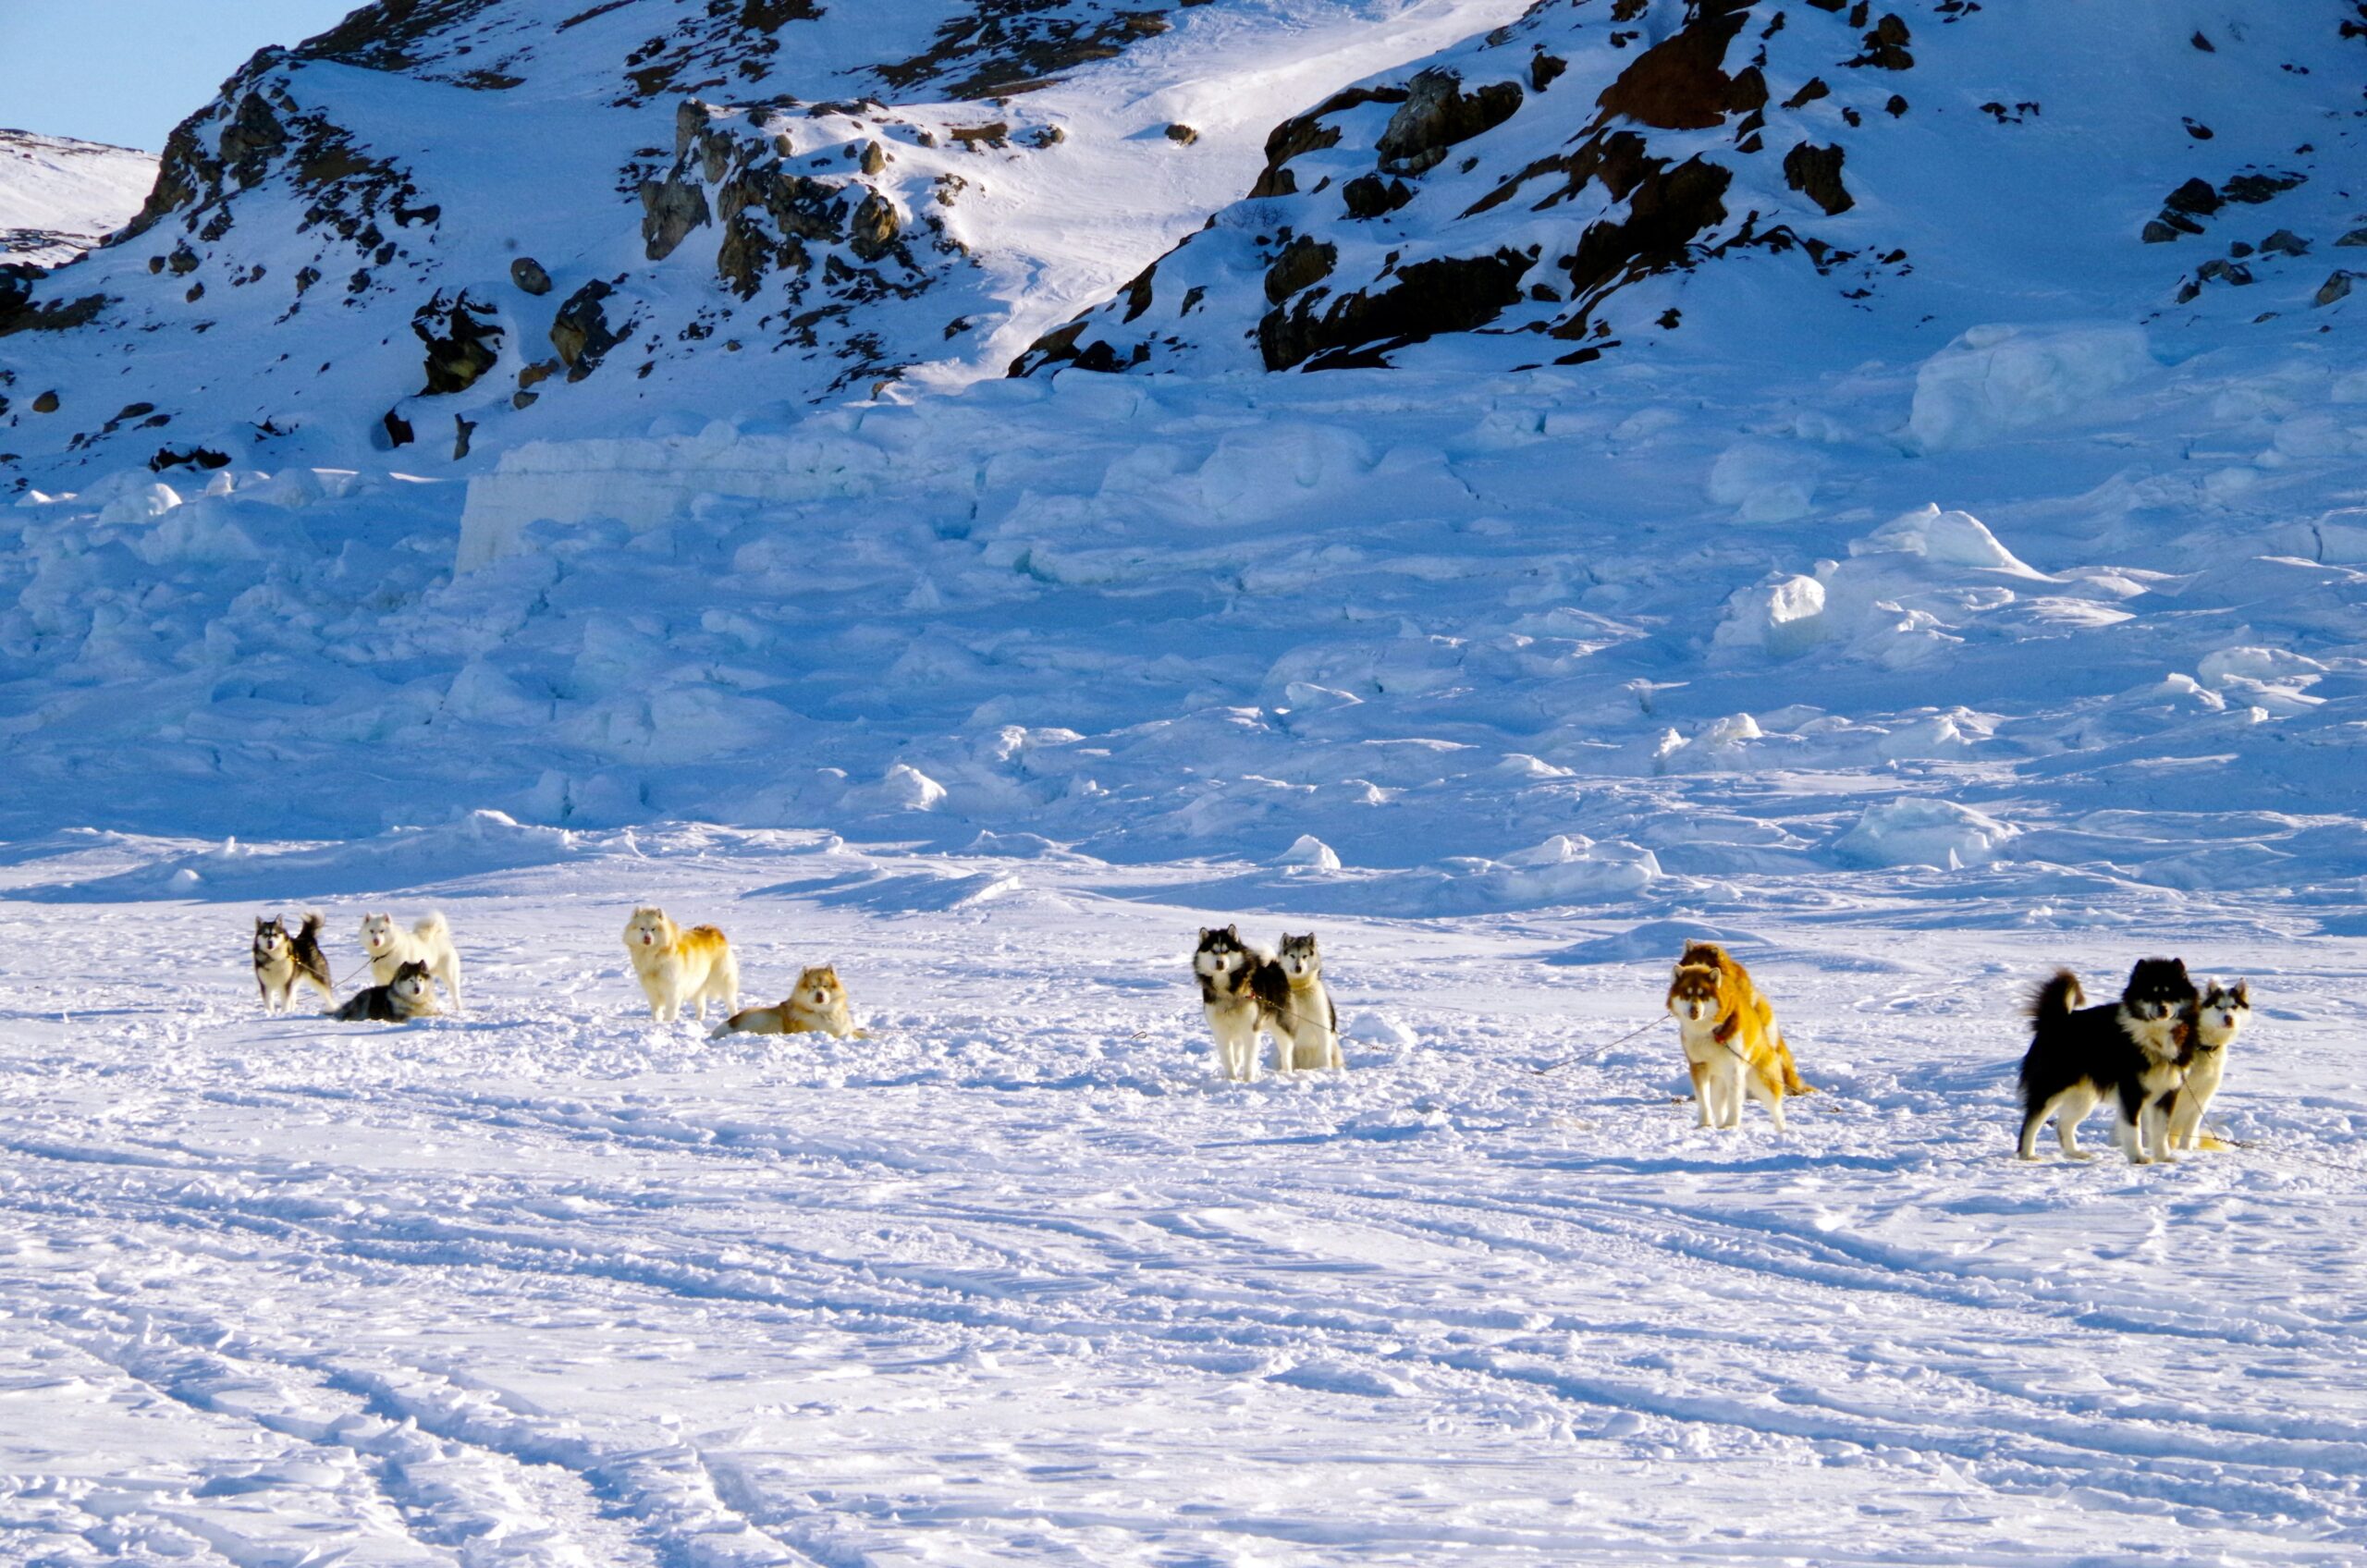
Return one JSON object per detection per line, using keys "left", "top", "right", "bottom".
{"left": 4, "top": 825, "right": 2366, "bottom": 1565}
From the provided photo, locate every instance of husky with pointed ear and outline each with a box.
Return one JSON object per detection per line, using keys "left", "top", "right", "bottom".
{"left": 2166, "top": 980, "right": 2250, "bottom": 1152}
{"left": 713, "top": 964, "right": 870, "bottom": 1039}
{"left": 1665, "top": 942, "right": 1792, "bottom": 1133}
{"left": 2017, "top": 958, "right": 2198, "bottom": 1164}
{"left": 331, "top": 960, "right": 438, "bottom": 1023}
{"left": 623, "top": 906, "right": 739, "bottom": 1023}
{"left": 1263, "top": 933, "right": 1343, "bottom": 1072}
{"left": 1195, "top": 925, "right": 1274, "bottom": 1082}
{"left": 361, "top": 911, "right": 465, "bottom": 1014}
{"left": 253, "top": 912, "right": 332, "bottom": 1013}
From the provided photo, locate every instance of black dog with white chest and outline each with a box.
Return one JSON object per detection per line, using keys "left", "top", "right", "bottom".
{"left": 2017, "top": 957, "right": 2198, "bottom": 1165}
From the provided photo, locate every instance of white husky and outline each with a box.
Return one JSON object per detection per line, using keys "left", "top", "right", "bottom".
{"left": 360, "top": 911, "right": 465, "bottom": 1013}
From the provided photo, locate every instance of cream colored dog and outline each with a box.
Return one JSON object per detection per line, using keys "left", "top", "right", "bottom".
{"left": 622, "top": 906, "right": 739, "bottom": 1023}
{"left": 360, "top": 911, "right": 464, "bottom": 1013}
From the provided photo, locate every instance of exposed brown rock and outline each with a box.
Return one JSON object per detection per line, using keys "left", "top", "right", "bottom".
{"left": 1783, "top": 141, "right": 1853, "bottom": 215}
{"left": 848, "top": 190, "right": 901, "bottom": 261}
{"left": 1595, "top": 0, "right": 1755, "bottom": 131}
{"left": 1258, "top": 248, "right": 1534, "bottom": 371}
{"left": 1264, "top": 234, "right": 1338, "bottom": 303}
{"left": 1847, "top": 14, "right": 1912, "bottom": 69}
{"left": 1375, "top": 71, "right": 1523, "bottom": 176}
{"left": 1342, "top": 174, "right": 1413, "bottom": 219}
{"left": 639, "top": 175, "right": 712, "bottom": 260}
{"left": 550, "top": 279, "right": 626, "bottom": 379}
{"left": 412, "top": 290, "right": 503, "bottom": 394}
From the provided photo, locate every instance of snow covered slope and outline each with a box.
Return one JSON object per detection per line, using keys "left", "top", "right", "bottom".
{"left": 0, "top": 129, "right": 156, "bottom": 268}
{"left": 1013, "top": 0, "right": 2367, "bottom": 381}
{"left": 0, "top": 0, "right": 1529, "bottom": 483}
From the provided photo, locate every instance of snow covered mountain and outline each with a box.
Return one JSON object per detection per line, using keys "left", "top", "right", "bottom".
{"left": 0, "top": 0, "right": 1529, "bottom": 481}
{"left": 1013, "top": 0, "right": 2363, "bottom": 380}
{"left": 2, "top": 0, "right": 2366, "bottom": 903}
{"left": 0, "top": 129, "right": 156, "bottom": 268}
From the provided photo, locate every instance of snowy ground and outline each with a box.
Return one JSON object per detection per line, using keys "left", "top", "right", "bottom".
{"left": 4, "top": 824, "right": 2364, "bottom": 1565}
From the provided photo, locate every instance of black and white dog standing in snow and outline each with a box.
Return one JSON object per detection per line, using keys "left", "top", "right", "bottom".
{"left": 2017, "top": 957, "right": 2199, "bottom": 1164}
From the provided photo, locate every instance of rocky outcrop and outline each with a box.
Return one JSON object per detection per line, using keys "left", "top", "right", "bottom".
{"left": 550, "top": 279, "right": 627, "bottom": 380}
{"left": 1594, "top": 0, "right": 1759, "bottom": 130}
{"left": 1012, "top": 0, "right": 1913, "bottom": 380}
{"left": 412, "top": 290, "right": 503, "bottom": 393}
{"left": 1259, "top": 249, "right": 1533, "bottom": 371}
{"left": 640, "top": 176, "right": 712, "bottom": 261}
{"left": 1374, "top": 71, "right": 1522, "bottom": 176}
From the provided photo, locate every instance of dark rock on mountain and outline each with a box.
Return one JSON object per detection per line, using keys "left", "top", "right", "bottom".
{"left": 1783, "top": 141, "right": 1853, "bottom": 215}
{"left": 550, "top": 279, "right": 627, "bottom": 378}
{"left": 1374, "top": 71, "right": 1521, "bottom": 176}
{"left": 1258, "top": 248, "right": 1531, "bottom": 371}
{"left": 413, "top": 290, "right": 504, "bottom": 393}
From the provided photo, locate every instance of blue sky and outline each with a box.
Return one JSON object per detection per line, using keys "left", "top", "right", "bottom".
{"left": 1, "top": 2, "right": 360, "bottom": 151}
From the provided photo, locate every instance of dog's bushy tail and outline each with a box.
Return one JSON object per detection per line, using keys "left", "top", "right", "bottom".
{"left": 2028, "top": 969, "right": 2082, "bottom": 1024}
{"left": 296, "top": 910, "right": 325, "bottom": 939}
{"left": 414, "top": 910, "right": 450, "bottom": 941}
{"left": 1776, "top": 1039, "right": 1814, "bottom": 1096}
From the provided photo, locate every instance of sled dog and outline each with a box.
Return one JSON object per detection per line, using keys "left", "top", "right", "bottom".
{"left": 2017, "top": 958, "right": 2198, "bottom": 1164}
{"left": 1196, "top": 925, "right": 1275, "bottom": 1082}
{"left": 361, "top": 911, "right": 465, "bottom": 1013}
{"left": 2166, "top": 980, "right": 2250, "bottom": 1152}
{"left": 331, "top": 959, "right": 438, "bottom": 1023}
{"left": 1673, "top": 941, "right": 1811, "bottom": 1096}
{"left": 623, "top": 906, "right": 739, "bottom": 1023}
{"left": 713, "top": 963, "right": 869, "bottom": 1039}
{"left": 253, "top": 912, "right": 332, "bottom": 1013}
{"left": 1265, "top": 932, "right": 1343, "bottom": 1072}
{"left": 1664, "top": 941, "right": 1794, "bottom": 1132}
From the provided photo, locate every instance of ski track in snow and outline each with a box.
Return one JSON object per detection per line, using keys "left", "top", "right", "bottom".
{"left": 2, "top": 831, "right": 2364, "bottom": 1564}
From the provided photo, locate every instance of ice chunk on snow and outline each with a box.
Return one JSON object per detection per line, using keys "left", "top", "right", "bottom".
{"left": 1834, "top": 799, "right": 2019, "bottom": 870}
{"left": 1906, "top": 324, "right": 2152, "bottom": 453}
{"left": 2197, "top": 646, "right": 2326, "bottom": 686}
{"left": 849, "top": 763, "right": 949, "bottom": 812}
{"left": 1711, "top": 574, "right": 1827, "bottom": 659}
{"left": 1345, "top": 1012, "right": 1417, "bottom": 1047}
{"left": 1277, "top": 835, "right": 1341, "bottom": 869}
{"left": 1196, "top": 423, "right": 1372, "bottom": 523}
{"left": 97, "top": 481, "right": 182, "bottom": 525}
{"left": 1705, "top": 442, "right": 1819, "bottom": 522}
{"left": 1856, "top": 505, "right": 2045, "bottom": 578}
{"left": 1490, "top": 835, "right": 1660, "bottom": 900}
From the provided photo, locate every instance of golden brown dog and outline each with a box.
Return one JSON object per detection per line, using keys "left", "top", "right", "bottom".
{"left": 712, "top": 963, "right": 869, "bottom": 1039}
{"left": 1664, "top": 941, "right": 1803, "bottom": 1132}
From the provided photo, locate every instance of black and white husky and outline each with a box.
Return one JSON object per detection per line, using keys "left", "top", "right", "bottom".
{"left": 2017, "top": 958, "right": 2198, "bottom": 1164}
{"left": 1269, "top": 933, "right": 1343, "bottom": 1072}
{"left": 2167, "top": 980, "right": 2250, "bottom": 1152}
{"left": 361, "top": 911, "right": 464, "bottom": 1013}
{"left": 252, "top": 912, "right": 332, "bottom": 1013}
{"left": 1196, "top": 925, "right": 1277, "bottom": 1082}
{"left": 331, "top": 959, "right": 439, "bottom": 1023}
